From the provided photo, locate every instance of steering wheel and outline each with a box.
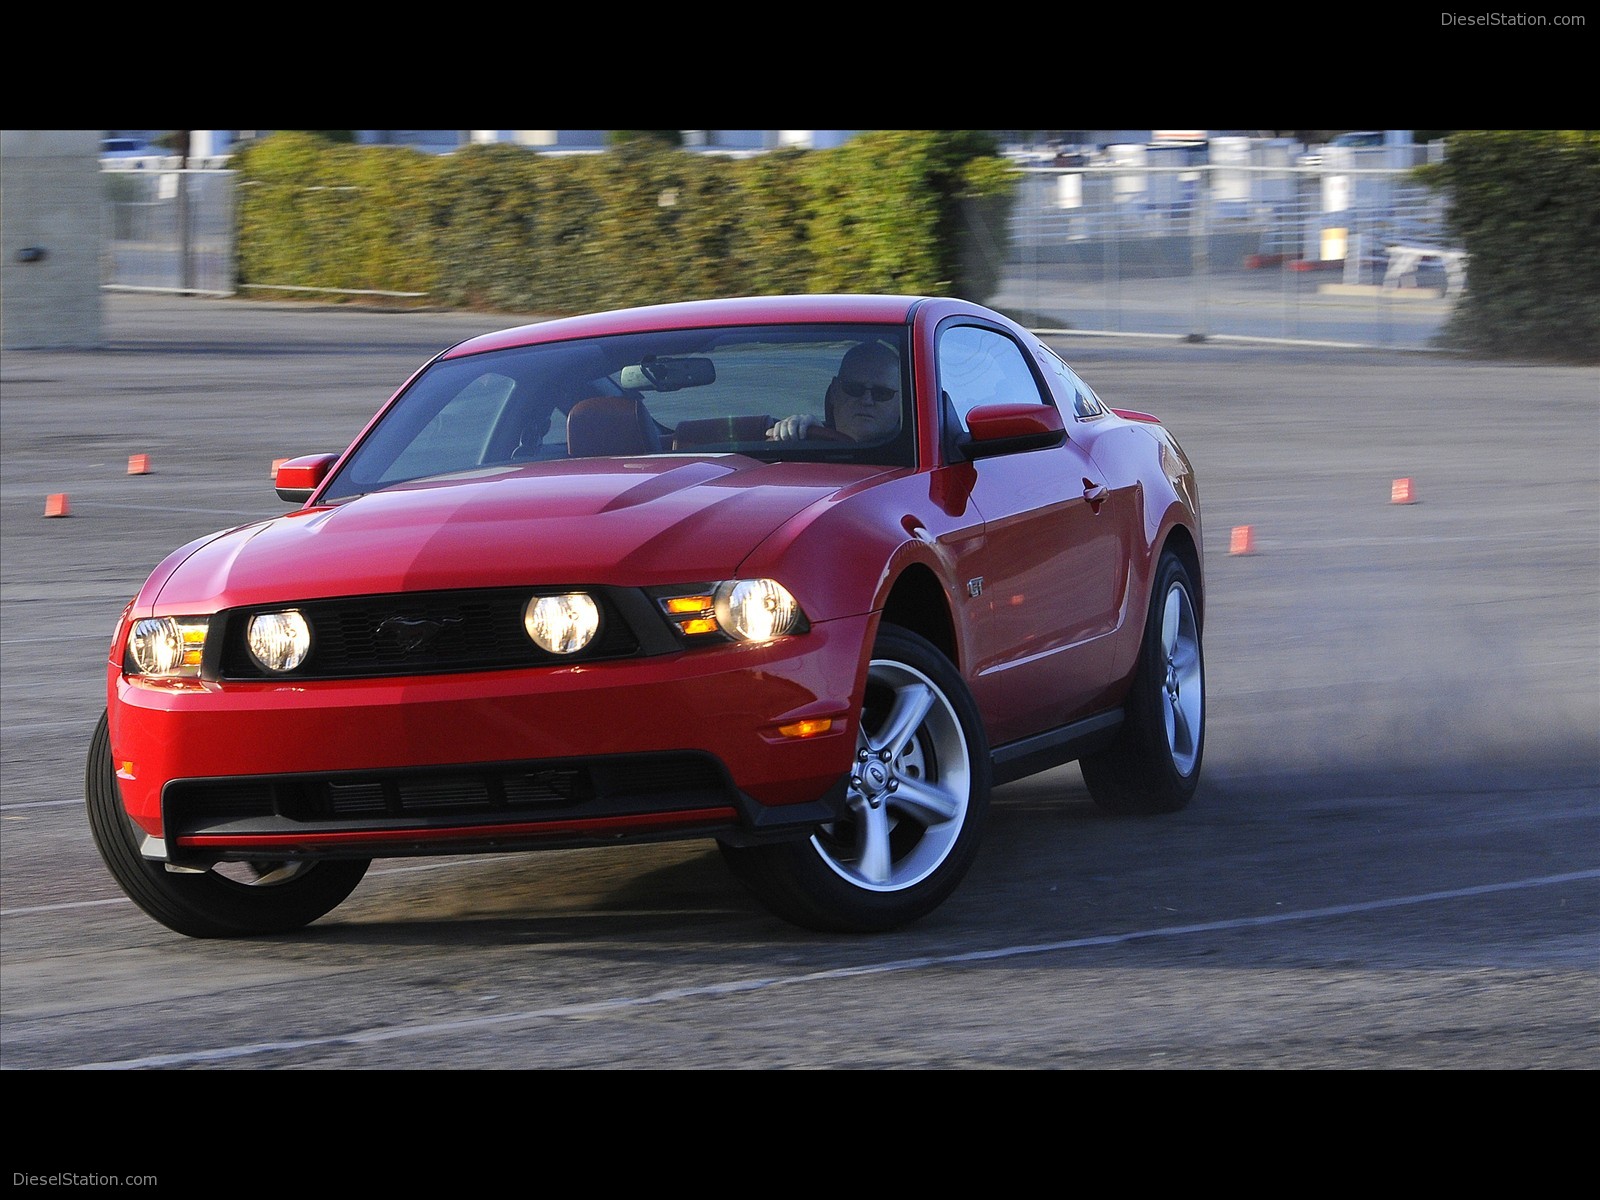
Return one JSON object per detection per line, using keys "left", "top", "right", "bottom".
{"left": 804, "top": 425, "right": 853, "bottom": 443}
{"left": 766, "top": 414, "right": 852, "bottom": 444}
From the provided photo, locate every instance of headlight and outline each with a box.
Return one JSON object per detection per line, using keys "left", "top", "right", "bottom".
{"left": 720, "top": 579, "right": 806, "bottom": 643}
{"left": 716, "top": 579, "right": 803, "bottom": 642}
{"left": 656, "top": 579, "right": 809, "bottom": 644}
{"left": 246, "top": 610, "right": 311, "bottom": 672}
{"left": 127, "top": 617, "right": 209, "bottom": 678}
{"left": 524, "top": 593, "right": 600, "bottom": 654}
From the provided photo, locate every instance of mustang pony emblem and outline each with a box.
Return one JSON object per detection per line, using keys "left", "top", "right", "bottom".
{"left": 376, "top": 615, "right": 463, "bottom": 653}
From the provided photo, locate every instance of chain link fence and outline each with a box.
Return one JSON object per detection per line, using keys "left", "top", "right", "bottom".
{"left": 102, "top": 166, "right": 237, "bottom": 297}
{"left": 984, "top": 160, "right": 1461, "bottom": 349}
{"left": 102, "top": 159, "right": 1462, "bottom": 348}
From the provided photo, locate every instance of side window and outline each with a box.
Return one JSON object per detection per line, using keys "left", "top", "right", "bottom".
{"left": 381, "top": 372, "right": 515, "bottom": 483}
{"left": 936, "top": 325, "right": 1049, "bottom": 430}
{"left": 1038, "top": 346, "right": 1107, "bottom": 419}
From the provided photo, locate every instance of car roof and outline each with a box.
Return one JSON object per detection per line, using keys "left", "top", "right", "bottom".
{"left": 444, "top": 294, "right": 931, "bottom": 359}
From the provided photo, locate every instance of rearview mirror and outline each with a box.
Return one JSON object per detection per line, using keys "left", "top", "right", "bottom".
{"left": 619, "top": 356, "right": 716, "bottom": 392}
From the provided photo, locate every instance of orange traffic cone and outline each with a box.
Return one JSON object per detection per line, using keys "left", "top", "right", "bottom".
{"left": 1229, "top": 525, "right": 1256, "bottom": 555}
{"left": 128, "top": 453, "right": 151, "bottom": 475}
{"left": 1391, "top": 477, "right": 1416, "bottom": 504}
{"left": 44, "top": 493, "right": 71, "bottom": 517}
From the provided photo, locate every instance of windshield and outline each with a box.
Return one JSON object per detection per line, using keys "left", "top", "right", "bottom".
{"left": 319, "top": 323, "right": 914, "bottom": 502}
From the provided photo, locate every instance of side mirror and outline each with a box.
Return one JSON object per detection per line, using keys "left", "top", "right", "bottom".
{"left": 275, "top": 453, "right": 338, "bottom": 503}
{"left": 955, "top": 403, "right": 1067, "bottom": 461}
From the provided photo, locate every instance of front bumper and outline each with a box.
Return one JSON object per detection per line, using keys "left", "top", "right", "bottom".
{"left": 108, "top": 615, "right": 869, "bottom": 865}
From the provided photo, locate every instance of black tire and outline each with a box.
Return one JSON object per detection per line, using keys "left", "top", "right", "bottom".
{"left": 720, "top": 624, "right": 991, "bottom": 933}
{"left": 85, "top": 711, "right": 370, "bottom": 938}
{"left": 1080, "top": 549, "right": 1205, "bottom": 814}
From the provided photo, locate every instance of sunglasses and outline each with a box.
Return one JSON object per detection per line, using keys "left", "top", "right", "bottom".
{"left": 836, "top": 380, "right": 898, "bottom": 403}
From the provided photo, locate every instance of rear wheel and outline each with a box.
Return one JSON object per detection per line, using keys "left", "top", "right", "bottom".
{"left": 85, "top": 711, "right": 370, "bottom": 938}
{"left": 1080, "top": 549, "right": 1204, "bottom": 814}
{"left": 721, "top": 625, "right": 991, "bottom": 932}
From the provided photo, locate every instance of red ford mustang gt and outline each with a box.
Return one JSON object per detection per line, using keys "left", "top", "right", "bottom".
{"left": 88, "top": 294, "right": 1205, "bottom": 938}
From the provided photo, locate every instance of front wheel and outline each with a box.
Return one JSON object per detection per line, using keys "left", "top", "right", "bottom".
{"left": 1080, "top": 549, "right": 1205, "bottom": 814}
{"left": 720, "top": 625, "right": 991, "bottom": 933}
{"left": 85, "top": 711, "right": 370, "bottom": 938}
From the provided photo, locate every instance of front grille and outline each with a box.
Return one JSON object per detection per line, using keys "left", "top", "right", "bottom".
{"left": 218, "top": 586, "right": 641, "bottom": 679}
{"left": 317, "top": 767, "right": 589, "bottom": 817}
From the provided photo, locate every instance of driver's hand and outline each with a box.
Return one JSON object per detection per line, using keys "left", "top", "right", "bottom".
{"left": 766, "top": 414, "right": 820, "bottom": 441}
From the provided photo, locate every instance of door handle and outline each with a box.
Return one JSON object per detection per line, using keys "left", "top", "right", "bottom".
{"left": 1082, "top": 478, "right": 1109, "bottom": 510}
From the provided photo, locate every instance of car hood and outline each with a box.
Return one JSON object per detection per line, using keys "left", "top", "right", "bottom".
{"left": 151, "top": 456, "right": 894, "bottom": 611}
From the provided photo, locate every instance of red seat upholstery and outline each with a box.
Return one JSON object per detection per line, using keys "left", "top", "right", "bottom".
{"left": 566, "top": 396, "right": 662, "bottom": 457}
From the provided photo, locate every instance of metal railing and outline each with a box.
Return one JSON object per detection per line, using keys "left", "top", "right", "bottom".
{"left": 102, "top": 161, "right": 1461, "bottom": 349}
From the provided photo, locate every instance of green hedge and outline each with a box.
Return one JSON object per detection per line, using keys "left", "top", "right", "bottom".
{"left": 235, "top": 135, "right": 446, "bottom": 297}
{"left": 1421, "top": 130, "right": 1600, "bottom": 363}
{"left": 232, "top": 131, "right": 1016, "bottom": 312}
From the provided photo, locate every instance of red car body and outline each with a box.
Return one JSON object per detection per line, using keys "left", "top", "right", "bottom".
{"left": 90, "top": 294, "right": 1205, "bottom": 937}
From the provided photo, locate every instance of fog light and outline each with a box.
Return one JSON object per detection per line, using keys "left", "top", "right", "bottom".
{"left": 524, "top": 593, "right": 599, "bottom": 654}
{"left": 247, "top": 610, "right": 311, "bottom": 672}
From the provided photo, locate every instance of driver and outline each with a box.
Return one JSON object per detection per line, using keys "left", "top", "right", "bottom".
{"left": 766, "top": 342, "right": 902, "bottom": 443}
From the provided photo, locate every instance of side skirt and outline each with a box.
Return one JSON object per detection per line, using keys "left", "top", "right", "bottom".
{"left": 990, "top": 710, "right": 1123, "bottom": 787}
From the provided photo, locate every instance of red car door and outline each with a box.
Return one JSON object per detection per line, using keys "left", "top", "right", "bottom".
{"left": 934, "top": 321, "right": 1134, "bottom": 745}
